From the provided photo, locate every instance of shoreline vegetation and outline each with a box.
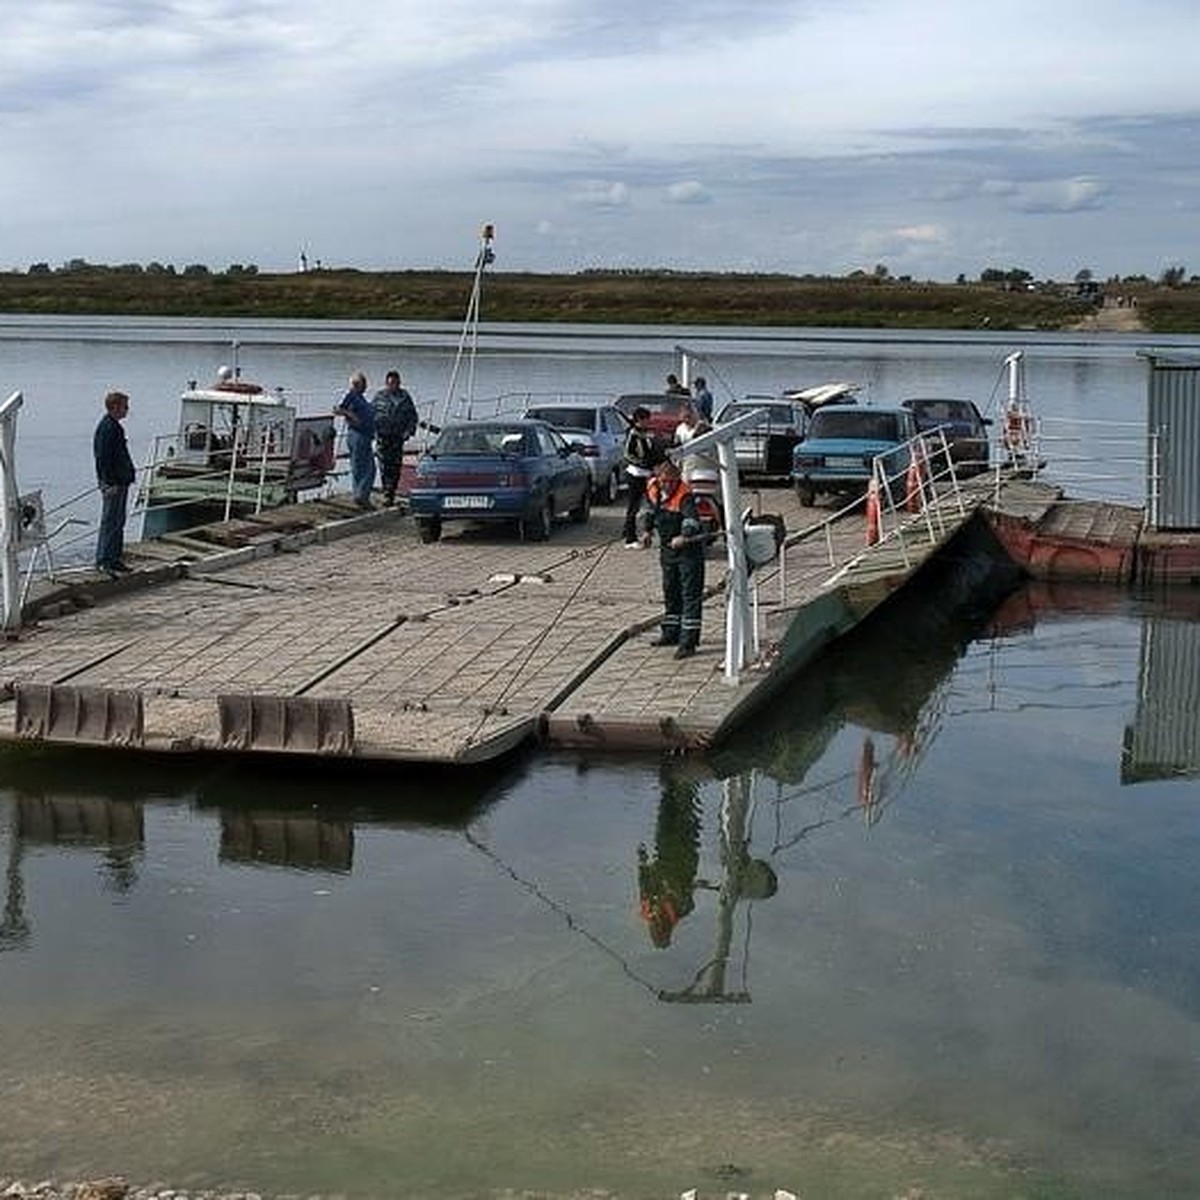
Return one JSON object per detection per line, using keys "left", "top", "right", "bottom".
{"left": 2, "top": 265, "right": 1197, "bottom": 332}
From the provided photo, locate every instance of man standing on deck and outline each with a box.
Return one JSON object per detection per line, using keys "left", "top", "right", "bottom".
{"left": 640, "top": 457, "right": 705, "bottom": 658}
{"left": 93, "top": 389, "right": 136, "bottom": 578}
{"left": 372, "top": 369, "right": 419, "bottom": 506}
{"left": 334, "top": 371, "right": 376, "bottom": 509}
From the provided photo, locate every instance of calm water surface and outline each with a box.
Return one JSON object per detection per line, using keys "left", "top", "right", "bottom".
{"left": 1, "top": 319, "right": 1198, "bottom": 1196}
{"left": 2, "top": 582, "right": 1198, "bottom": 1197}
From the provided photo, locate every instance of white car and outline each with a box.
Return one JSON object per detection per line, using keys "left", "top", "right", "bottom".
{"left": 522, "top": 401, "right": 628, "bottom": 503}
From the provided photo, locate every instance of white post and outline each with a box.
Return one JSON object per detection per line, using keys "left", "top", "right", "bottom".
{"left": 0, "top": 391, "right": 26, "bottom": 631}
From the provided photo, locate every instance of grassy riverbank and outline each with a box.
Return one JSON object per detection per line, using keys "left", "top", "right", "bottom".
{"left": 3, "top": 266, "right": 1197, "bottom": 332}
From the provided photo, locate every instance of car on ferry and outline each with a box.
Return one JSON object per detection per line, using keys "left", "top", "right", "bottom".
{"left": 613, "top": 391, "right": 691, "bottom": 443}
{"left": 791, "top": 406, "right": 919, "bottom": 506}
{"left": 408, "top": 418, "right": 591, "bottom": 543}
{"left": 521, "top": 400, "right": 627, "bottom": 503}
{"left": 716, "top": 382, "right": 858, "bottom": 480}
{"left": 900, "top": 397, "right": 991, "bottom": 477}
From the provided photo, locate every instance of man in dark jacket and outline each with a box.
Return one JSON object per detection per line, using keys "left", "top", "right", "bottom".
{"left": 371, "top": 369, "right": 419, "bottom": 506}
{"left": 640, "top": 457, "right": 705, "bottom": 658}
{"left": 93, "top": 389, "right": 136, "bottom": 577}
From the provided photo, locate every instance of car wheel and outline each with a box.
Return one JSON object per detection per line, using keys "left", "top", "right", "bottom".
{"left": 570, "top": 486, "right": 591, "bottom": 524}
{"left": 416, "top": 516, "right": 442, "bottom": 543}
{"left": 598, "top": 467, "right": 621, "bottom": 505}
{"left": 795, "top": 480, "right": 816, "bottom": 507}
{"left": 522, "top": 499, "right": 553, "bottom": 542}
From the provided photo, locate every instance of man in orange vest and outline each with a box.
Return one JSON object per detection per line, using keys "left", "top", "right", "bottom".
{"left": 640, "top": 457, "right": 705, "bottom": 658}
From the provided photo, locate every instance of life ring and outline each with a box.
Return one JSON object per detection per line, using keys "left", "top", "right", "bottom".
{"left": 214, "top": 380, "right": 264, "bottom": 395}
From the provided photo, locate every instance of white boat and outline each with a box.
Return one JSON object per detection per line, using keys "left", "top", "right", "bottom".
{"left": 140, "top": 365, "right": 336, "bottom": 537}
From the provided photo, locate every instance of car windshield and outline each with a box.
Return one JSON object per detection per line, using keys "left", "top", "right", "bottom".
{"left": 809, "top": 411, "right": 904, "bottom": 441}
{"left": 434, "top": 424, "right": 530, "bottom": 455}
{"left": 721, "top": 402, "right": 793, "bottom": 422}
{"left": 525, "top": 407, "right": 594, "bottom": 429}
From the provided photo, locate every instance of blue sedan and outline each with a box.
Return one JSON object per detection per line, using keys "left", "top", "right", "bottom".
{"left": 792, "top": 406, "right": 919, "bottom": 506}
{"left": 409, "top": 418, "right": 592, "bottom": 543}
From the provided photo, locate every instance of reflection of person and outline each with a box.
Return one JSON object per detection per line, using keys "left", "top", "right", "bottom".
{"left": 371, "top": 370, "right": 418, "bottom": 506}
{"left": 334, "top": 372, "right": 376, "bottom": 509}
{"left": 638, "top": 766, "right": 702, "bottom": 948}
{"left": 640, "top": 458, "right": 705, "bottom": 658}
{"left": 621, "top": 406, "right": 659, "bottom": 547}
{"left": 93, "top": 390, "right": 136, "bottom": 577}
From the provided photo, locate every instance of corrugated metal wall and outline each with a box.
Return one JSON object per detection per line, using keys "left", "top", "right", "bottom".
{"left": 1144, "top": 352, "right": 1200, "bottom": 529}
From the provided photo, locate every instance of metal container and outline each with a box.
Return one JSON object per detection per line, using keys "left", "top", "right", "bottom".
{"left": 1142, "top": 351, "right": 1200, "bottom": 530}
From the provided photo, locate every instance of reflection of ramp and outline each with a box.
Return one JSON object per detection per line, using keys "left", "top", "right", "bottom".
{"left": 1122, "top": 616, "right": 1200, "bottom": 783}
{"left": 16, "top": 796, "right": 144, "bottom": 847}
{"left": 220, "top": 810, "right": 353, "bottom": 872}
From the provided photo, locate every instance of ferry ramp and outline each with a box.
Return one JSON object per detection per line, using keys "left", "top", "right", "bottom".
{"left": 0, "top": 482, "right": 999, "bottom": 763}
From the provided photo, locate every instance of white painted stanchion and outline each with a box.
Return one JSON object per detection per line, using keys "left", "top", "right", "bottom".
{"left": 0, "top": 391, "right": 25, "bottom": 631}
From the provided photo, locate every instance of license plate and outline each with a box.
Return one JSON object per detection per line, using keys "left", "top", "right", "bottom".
{"left": 442, "top": 494, "right": 493, "bottom": 510}
{"left": 825, "top": 455, "right": 863, "bottom": 469}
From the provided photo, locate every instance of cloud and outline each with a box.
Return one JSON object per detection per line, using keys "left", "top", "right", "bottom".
{"left": 570, "top": 180, "right": 631, "bottom": 208}
{"left": 665, "top": 181, "right": 712, "bottom": 205}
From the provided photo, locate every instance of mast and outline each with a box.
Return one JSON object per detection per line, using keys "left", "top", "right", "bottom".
{"left": 440, "top": 223, "right": 495, "bottom": 427}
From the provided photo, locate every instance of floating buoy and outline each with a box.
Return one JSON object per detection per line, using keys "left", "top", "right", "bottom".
{"left": 865, "top": 475, "right": 881, "bottom": 545}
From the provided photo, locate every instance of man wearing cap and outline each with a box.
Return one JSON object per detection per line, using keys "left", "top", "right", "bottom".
{"left": 639, "top": 457, "right": 705, "bottom": 659}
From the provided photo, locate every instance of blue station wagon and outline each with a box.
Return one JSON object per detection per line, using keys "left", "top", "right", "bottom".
{"left": 409, "top": 418, "right": 591, "bottom": 543}
{"left": 792, "top": 406, "right": 918, "bottom": 506}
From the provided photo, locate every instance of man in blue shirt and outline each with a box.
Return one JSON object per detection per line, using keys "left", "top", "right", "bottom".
{"left": 335, "top": 372, "right": 376, "bottom": 508}
{"left": 92, "top": 389, "right": 136, "bottom": 577}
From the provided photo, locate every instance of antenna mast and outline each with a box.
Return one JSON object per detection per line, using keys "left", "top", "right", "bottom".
{"left": 441, "top": 223, "right": 495, "bottom": 426}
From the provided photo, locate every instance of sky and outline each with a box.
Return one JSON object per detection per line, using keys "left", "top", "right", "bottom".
{"left": 1, "top": 0, "right": 1197, "bottom": 281}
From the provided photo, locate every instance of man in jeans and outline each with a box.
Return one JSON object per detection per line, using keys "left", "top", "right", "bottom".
{"left": 335, "top": 371, "right": 377, "bottom": 508}
{"left": 93, "top": 389, "right": 136, "bottom": 578}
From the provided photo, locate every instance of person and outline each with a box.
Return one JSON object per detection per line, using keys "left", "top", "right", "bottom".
{"left": 664, "top": 373, "right": 690, "bottom": 396}
{"left": 93, "top": 389, "right": 136, "bottom": 578}
{"left": 621, "top": 406, "right": 660, "bottom": 547}
{"left": 691, "top": 375, "right": 714, "bottom": 422}
{"left": 371, "top": 369, "right": 419, "bottom": 506}
{"left": 334, "top": 371, "right": 376, "bottom": 508}
{"left": 639, "top": 457, "right": 705, "bottom": 658}
{"left": 674, "top": 401, "right": 720, "bottom": 502}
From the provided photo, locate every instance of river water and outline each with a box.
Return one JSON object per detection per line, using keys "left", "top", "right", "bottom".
{"left": 1, "top": 318, "right": 1199, "bottom": 1197}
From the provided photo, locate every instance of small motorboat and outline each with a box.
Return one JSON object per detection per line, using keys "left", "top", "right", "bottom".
{"left": 140, "top": 364, "right": 337, "bottom": 536}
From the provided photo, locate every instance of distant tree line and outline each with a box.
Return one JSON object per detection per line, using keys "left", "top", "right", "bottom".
{"left": 12, "top": 258, "right": 1192, "bottom": 288}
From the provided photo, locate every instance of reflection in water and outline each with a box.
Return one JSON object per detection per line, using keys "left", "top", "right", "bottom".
{"left": 219, "top": 809, "right": 354, "bottom": 873}
{"left": 636, "top": 764, "right": 779, "bottom": 1003}
{"left": 1122, "top": 591, "right": 1200, "bottom": 783}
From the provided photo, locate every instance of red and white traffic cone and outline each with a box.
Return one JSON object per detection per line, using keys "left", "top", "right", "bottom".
{"left": 865, "top": 475, "right": 881, "bottom": 545}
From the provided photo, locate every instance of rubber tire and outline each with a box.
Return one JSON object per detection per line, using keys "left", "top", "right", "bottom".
{"left": 417, "top": 516, "right": 442, "bottom": 543}
{"left": 569, "top": 486, "right": 591, "bottom": 524}
{"left": 795, "top": 481, "right": 816, "bottom": 508}
{"left": 597, "top": 468, "right": 621, "bottom": 505}
{"left": 522, "top": 500, "right": 553, "bottom": 542}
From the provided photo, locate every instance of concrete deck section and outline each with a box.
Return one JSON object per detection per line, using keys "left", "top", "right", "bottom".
{"left": 0, "top": 476, "right": 996, "bottom": 761}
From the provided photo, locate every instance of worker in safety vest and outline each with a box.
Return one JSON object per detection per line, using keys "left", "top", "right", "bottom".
{"left": 640, "top": 457, "right": 705, "bottom": 659}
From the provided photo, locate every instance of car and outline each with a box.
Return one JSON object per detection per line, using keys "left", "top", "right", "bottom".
{"left": 613, "top": 392, "right": 692, "bottom": 444}
{"left": 717, "top": 382, "right": 859, "bottom": 480}
{"left": 791, "top": 406, "right": 919, "bottom": 506}
{"left": 408, "top": 418, "right": 592, "bottom": 543}
{"left": 521, "top": 401, "right": 628, "bottom": 503}
{"left": 901, "top": 397, "right": 991, "bottom": 477}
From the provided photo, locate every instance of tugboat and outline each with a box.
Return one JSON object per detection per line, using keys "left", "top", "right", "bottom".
{"left": 140, "top": 359, "right": 337, "bottom": 537}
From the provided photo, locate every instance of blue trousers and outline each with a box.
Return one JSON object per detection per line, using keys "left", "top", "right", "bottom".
{"left": 347, "top": 429, "right": 376, "bottom": 503}
{"left": 96, "top": 484, "right": 129, "bottom": 569}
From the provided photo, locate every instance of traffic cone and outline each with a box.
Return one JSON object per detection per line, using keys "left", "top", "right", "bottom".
{"left": 865, "top": 475, "right": 881, "bottom": 545}
{"left": 905, "top": 449, "right": 924, "bottom": 513}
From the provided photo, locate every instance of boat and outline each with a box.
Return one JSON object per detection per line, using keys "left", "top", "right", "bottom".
{"left": 140, "top": 361, "right": 337, "bottom": 537}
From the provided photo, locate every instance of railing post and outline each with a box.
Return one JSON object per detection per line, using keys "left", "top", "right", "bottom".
{"left": 0, "top": 391, "right": 26, "bottom": 631}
